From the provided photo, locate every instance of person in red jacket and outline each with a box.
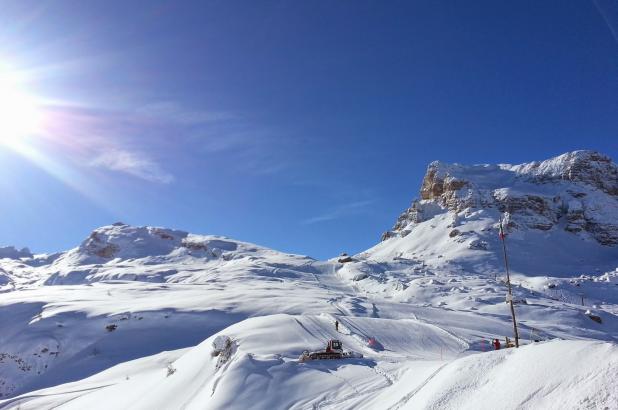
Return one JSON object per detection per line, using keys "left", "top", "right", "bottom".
{"left": 493, "top": 338, "right": 501, "bottom": 350}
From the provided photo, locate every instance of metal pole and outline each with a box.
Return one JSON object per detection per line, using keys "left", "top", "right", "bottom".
{"left": 500, "top": 216, "right": 520, "bottom": 348}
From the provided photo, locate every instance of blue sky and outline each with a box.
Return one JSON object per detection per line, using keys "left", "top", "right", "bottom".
{"left": 0, "top": 0, "right": 617, "bottom": 259}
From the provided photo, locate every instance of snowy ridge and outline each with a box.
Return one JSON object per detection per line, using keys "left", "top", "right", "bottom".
{"left": 422, "top": 150, "right": 617, "bottom": 192}
{"left": 27, "top": 223, "right": 313, "bottom": 286}
{"left": 508, "top": 150, "right": 618, "bottom": 194}
{"left": 0, "top": 151, "right": 617, "bottom": 409}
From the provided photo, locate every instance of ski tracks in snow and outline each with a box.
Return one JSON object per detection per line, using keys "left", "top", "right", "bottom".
{"left": 387, "top": 363, "right": 448, "bottom": 410}
{"left": 312, "top": 365, "right": 394, "bottom": 410}
{"left": 0, "top": 384, "right": 115, "bottom": 410}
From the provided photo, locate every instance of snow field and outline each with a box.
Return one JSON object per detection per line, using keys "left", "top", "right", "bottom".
{"left": 2, "top": 314, "right": 616, "bottom": 410}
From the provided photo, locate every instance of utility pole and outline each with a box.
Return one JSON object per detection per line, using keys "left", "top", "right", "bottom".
{"left": 499, "top": 215, "right": 519, "bottom": 348}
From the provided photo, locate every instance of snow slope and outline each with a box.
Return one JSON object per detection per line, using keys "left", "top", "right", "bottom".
{"left": 0, "top": 151, "right": 617, "bottom": 409}
{"left": 2, "top": 316, "right": 615, "bottom": 410}
{"left": 367, "top": 339, "right": 618, "bottom": 410}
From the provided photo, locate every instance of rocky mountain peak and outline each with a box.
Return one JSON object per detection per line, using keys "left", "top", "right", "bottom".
{"left": 382, "top": 151, "right": 618, "bottom": 246}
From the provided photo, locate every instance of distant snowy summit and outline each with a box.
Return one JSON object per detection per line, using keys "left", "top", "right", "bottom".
{"left": 72, "top": 223, "right": 218, "bottom": 262}
{"left": 382, "top": 150, "right": 618, "bottom": 246}
{"left": 0, "top": 222, "right": 313, "bottom": 288}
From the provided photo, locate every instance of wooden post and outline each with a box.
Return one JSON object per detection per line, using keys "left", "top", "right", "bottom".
{"left": 500, "top": 216, "right": 520, "bottom": 348}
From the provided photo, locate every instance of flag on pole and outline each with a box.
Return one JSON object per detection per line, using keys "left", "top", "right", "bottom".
{"left": 498, "top": 217, "right": 506, "bottom": 240}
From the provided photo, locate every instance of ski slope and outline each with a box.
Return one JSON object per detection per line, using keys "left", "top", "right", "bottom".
{"left": 2, "top": 314, "right": 615, "bottom": 410}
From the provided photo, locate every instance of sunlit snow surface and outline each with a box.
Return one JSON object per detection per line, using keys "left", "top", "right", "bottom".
{"left": 0, "top": 222, "right": 616, "bottom": 409}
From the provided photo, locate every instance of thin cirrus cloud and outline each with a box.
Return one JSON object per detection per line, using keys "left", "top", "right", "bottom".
{"left": 132, "top": 99, "right": 303, "bottom": 178}
{"left": 135, "top": 101, "right": 237, "bottom": 126}
{"left": 90, "top": 148, "right": 174, "bottom": 184}
{"left": 40, "top": 103, "right": 177, "bottom": 185}
{"left": 74, "top": 100, "right": 236, "bottom": 184}
{"left": 190, "top": 118, "right": 298, "bottom": 176}
{"left": 71, "top": 99, "right": 291, "bottom": 182}
{"left": 302, "top": 199, "right": 377, "bottom": 225}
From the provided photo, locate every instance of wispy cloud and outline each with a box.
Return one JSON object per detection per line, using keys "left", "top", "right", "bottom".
{"left": 39, "top": 95, "right": 290, "bottom": 185}
{"left": 90, "top": 149, "right": 174, "bottom": 184}
{"left": 135, "top": 101, "right": 236, "bottom": 126}
{"left": 302, "top": 199, "right": 377, "bottom": 225}
{"left": 44, "top": 101, "right": 229, "bottom": 185}
{"left": 188, "top": 118, "right": 298, "bottom": 176}
{"left": 135, "top": 100, "right": 294, "bottom": 176}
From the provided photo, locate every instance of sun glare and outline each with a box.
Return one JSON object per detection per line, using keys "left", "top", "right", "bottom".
{"left": 0, "top": 67, "right": 42, "bottom": 146}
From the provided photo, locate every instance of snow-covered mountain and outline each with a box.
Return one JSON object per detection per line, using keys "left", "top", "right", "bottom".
{"left": 0, "top": 151, "right": 617, "bottom": 409}
{"left": 385, "top": 150, "right": 618, "bottom": 244}
{"left": 375, "top": 150, "right": 618, "bottom": 277}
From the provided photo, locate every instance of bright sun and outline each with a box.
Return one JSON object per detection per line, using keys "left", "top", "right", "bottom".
{"left": 0, "top": 68, "right": 42, "bottom": 145}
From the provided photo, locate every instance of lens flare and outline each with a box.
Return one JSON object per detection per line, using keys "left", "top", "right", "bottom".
{"left": 0, "top": 66, "right": 42, "bottom": 145}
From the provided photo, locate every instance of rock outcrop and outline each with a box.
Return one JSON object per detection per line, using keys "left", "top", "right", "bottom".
{"left": 383, "top": 151, "right": 618, "bottom": 246}
{"left": 78, "top": 225, "right": 189, "bottom": 261}
{"left": 0, "top": 246, "right": 32, "bottom": 260}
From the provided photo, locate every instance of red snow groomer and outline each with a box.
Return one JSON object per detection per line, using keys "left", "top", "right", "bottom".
{"left": 299, "top": 339, "right": 362, "bottom": 362}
